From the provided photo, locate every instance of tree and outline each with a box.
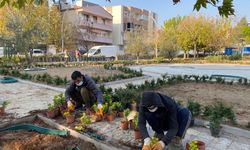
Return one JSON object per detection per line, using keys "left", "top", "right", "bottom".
{"left": 0, "top": 0, "right": 235, "bottom": 17}
{"left": 205, "top": 17, "right": 233, "bottom": 53}
{"left": 125, "top": 30, "right": 149, "bottom": 63}
{"left": 3, "top": 4, "right": 48, "bottom": 64}
{"left": 232, "top": 17, "right": 249, "bottom": 51}
{"left": 158, "top": 30, "right": 179, "bottom": 61}
{"left": 177, "top": 15, "right": 213, "bottom": 59}
{"left": 158, "top": 16, "right": 182, "bottom": 60}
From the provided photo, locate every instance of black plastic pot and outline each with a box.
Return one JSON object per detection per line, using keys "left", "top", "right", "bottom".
{"left": 210, "top": 125, "right": 221, "bottom": 137}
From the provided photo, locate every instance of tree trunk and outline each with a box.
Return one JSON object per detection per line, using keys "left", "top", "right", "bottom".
{"left": 136, "top": 56, "right": 139, "bottom": 64}
{"left": 183, "top": 51, "right": 186, "bottom": 59}
{"left": 193, "top": 43, "right": 197, "bottom": 59}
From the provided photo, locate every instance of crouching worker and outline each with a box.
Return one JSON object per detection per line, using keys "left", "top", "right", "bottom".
{"left": 65, "top": 71, "right": 103, "bottom": 111}
{"left": 139, "top": 91, "right": 192, "bottom": 150}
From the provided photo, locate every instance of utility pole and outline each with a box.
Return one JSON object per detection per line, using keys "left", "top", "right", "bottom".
{"left": 59, "top": 0, "right": 65, "bottom": 53}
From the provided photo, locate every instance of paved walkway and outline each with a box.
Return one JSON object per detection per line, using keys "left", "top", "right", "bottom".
{"left": 130, "top": 64, "right": 250, "bottom": 79}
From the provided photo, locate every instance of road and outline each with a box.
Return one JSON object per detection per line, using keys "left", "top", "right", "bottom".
{"left": 130, "top": 64, "right": 250, "bottom": 79}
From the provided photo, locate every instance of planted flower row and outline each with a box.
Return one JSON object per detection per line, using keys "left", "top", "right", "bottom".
{"left": 0, "top": 66, "right": 143, "bottom": 86}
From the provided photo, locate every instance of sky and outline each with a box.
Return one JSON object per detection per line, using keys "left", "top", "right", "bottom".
{"left": 83, "top": 0, "right": 250, "bottom": 27}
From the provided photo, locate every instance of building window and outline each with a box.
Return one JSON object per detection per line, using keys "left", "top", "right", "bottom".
{"left": 83, "top": 14, "right": 89, "bottom": 21}
{"left": 93, "top": 16, "right": 97, "bottom": 23}
{"left": 102, "top": 19, "right": 105, "bottom": 24}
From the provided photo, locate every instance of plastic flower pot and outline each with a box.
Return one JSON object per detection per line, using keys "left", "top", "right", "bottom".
{"left": 120, "top": 119, "right": 129, "bottom": 130}
{"left": 54, "top": 107, "right": 60, "bottom": 117}
{"left": 134, "top": 128, "right": 142, "bottom": 139}
{"left": 0, "top": 107, "right": 5, "bottom": 115}
{"left": 186, "top": 140, "right": 205, "bottom": 150}
{"left": 66, "top": 115, "right": 75, "bottom": 124}
{"left": 94, "top": 113, "right": 103, "bottom": 122}
{"left": 210, "top": 126, "right": 222, "bottom": 137}
{"left": 118, "top": 112, "right": 124, "bottom": 118}
{"left": 106, "top": 113, "right": 114, "bottom": 122}
{"left": 46, "top": 110, "right": 56, "bottom": 118}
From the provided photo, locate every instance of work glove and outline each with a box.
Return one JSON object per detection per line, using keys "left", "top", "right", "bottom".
{"left": 142, "top": 138, "right": 151, "bottom": 150}
{"left": 67, "top": 100, "right": 74, "bottom": 108}
{"left": 152, "top": 141, "right": 165, "bottom": 150}
{"left": 97, "top": 103, "right": 103, "bottom": 109}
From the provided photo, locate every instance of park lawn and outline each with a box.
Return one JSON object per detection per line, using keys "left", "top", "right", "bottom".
{"left": 157, "top": 82, "right": 250, "bottom": 125}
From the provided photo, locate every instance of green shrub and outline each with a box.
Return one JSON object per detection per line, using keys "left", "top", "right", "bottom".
{"left": 54, "top": 76, "right": 64, "bottom": 85}
{"left": 187, "top": 100, "right": 201, "bottom": 117}
{"left": 208, "top": 102, "right": 236, "bottom": 125}
{"left": 228, "top": 55, "right": 242, "bottom": 61}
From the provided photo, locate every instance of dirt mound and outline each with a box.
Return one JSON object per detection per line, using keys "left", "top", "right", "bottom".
{"left": 0, "top": 131, "right": 97, "bottom": 150}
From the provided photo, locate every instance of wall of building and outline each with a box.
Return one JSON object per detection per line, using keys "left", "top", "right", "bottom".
{"left": 110, "top": 6, "right": 124, "bottom": 48}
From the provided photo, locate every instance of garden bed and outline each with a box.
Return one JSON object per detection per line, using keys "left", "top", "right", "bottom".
{"left": 0, "top": 117, "right": 97, "bottom": 150}
{"left": 156, "top": 82, "right": 250, "bottom": 125}
{"left": 24, "top": 65, "right": 123, "bottom": 80}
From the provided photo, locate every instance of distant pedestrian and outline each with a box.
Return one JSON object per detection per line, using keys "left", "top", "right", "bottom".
{"left": 75, "top": 49, "right": 80, "bottom": 62}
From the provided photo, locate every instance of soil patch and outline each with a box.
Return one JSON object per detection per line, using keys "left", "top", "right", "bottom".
{"left": 0, "top": 131, "right": 97, "bottom": 150}
{"left": 25, "top": 66, "right": 123, "bottom": 79}
{"left": 157, "top": 82, "right": 250, "bottom": 125}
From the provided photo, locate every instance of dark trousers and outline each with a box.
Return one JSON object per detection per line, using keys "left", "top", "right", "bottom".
{"left": 70, "top": 87, "right": 96, "bottom": 108}
{"left": 145, "top": 107, "right": 192, "bottom": 138}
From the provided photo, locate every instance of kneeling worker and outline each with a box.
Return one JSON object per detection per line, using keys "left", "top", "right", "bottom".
{"left": 139, "top": 91, "right": 192, "bottom": 150}
{"left": 65, "top": 71, "right": 103, "bottom": 110}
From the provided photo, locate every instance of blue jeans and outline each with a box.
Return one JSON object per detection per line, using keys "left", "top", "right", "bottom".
{"left": 145, "top": 107, "right": 192, "bottom": 138}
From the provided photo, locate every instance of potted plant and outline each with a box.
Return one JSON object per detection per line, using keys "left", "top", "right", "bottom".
{"left": 75, "top": 113, "right": 91, "bottom": 132}
{"left": 53, "top": 93, "right": 67, "bottom": 115}
{"left": 64, "top": 111, "right": 75, "bottom": 124}
{"left": 102, "top": 103, "right": 109, "bottom": 119}
{"left": 91, "top": 104, "right": 102, "bottom": 122}
{"left": 187, "top": 100, "right": 201, "bottom": 126}
{"left": 116, "top": 102, "right": 124, "bottom": 117}
{"left": 46, "top": 103, "right": 56, "bottom": 118}
{"left": 133, "top": 112, "right": 142, "bottom": 139}
{"left": 120, "top": 109, "right": 130, "bottom": 130}
{"left": 0, "top": 101, "right": 10, "bottom": 115}
{"left": 209, "top": 118, "right": 222, "bottom": 137}
{"left": 186, "top": 140, "right": 205, "bottom": 150}
{"left": 106, "top": 103, "right": 115, "bottom": 122}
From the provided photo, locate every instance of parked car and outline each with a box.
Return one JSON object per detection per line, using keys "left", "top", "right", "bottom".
{"left": 32, "top": 49, "right": 45, "bottom": 56}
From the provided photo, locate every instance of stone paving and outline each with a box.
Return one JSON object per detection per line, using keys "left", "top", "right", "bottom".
{"left": 88, "top": 118, "right": 250, "bottom": 150}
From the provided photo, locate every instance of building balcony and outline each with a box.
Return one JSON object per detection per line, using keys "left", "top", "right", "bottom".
{"left": 77, "top": 36, "right": 112, "bottom": 44}
{"left": 79, "top": 20, "right": 112, "bottom": 31}
{"left": 93, "top": 36, "right": 112, "bottom": 44}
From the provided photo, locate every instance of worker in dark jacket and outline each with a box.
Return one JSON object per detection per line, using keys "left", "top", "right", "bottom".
{"left": 139, "top": 91, "right": 192, "bottom": 150}
{"left": 65, "top": 71, "right": 103, "bottom": 110}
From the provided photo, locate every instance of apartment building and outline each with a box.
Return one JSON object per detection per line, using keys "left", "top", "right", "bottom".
{"left": 60, "top": 1, "right": 113, "bottom": 50}
{"left": 104, "top": 5, "right": 158, "bottom": 50}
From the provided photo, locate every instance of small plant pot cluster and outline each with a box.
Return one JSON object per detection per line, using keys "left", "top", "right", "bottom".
{"left": 186, "top": 140, "right": 205, "bottom": 150}
{"left": 46, "top": 93, "right": 69, "bottom": 119}
{"left": 0, "top": 101, "right": 10, "bottom": 115}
